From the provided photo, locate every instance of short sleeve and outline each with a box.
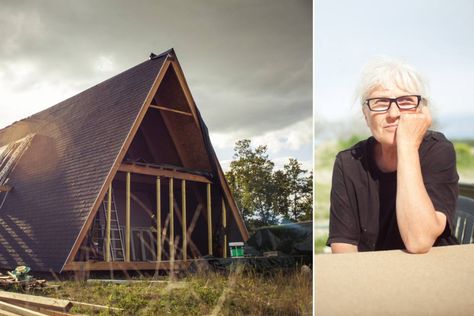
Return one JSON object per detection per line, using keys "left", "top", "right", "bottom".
{"left": 326, "top": 154, "right": 360, "bottom": 246}
{"left": 421, "top": 140, "right": 459, "bottom": 233}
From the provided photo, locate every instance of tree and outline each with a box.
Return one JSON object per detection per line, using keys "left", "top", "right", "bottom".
{"left": 226, "top": 139, "right": 314, "bottom": 230}
{"left": 283, "top": 158, "right": 313, "bottom": 221}
{"left": 225, "top": 139, "right": 278, "bottom": 230}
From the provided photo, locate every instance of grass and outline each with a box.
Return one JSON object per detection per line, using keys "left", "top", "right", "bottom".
{"left": 24, "top": 268, "right": 312, "bottom": 315}
{"left": 314, "top": 235, "right": 329, "bottom": 254}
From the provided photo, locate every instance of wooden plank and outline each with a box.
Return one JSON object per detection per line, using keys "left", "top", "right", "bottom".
{"left": 149, "top": 104, "right": 193, "bottom": 116}
{"left": 0, "top": 291, "right": 72, "bottom": 312}
{"left": 207, "top": 183, "right": 212, "bottom": 255}
{"left": 182, "top": 180, "right": 187, "bottom": 261}
{"left": 169, "top": 178, "right": 174, "bottom": 263}
{"left": 0, "top": 301, "right": 48, "bottom": 316}
{"left": 0, "top": 308, "right": 21, "bottom": 316}
{"left": 157, "top": 176, "right": 162, "bottom": 261}
{"left": 0, "top": 185, "right": 11, "bottom": 192}
{"left": 118, "top": 164, "right": 211, "bottom": 183}
{"left": 63, "top": 260, "right": 190, "bottom": 271}
{"left": 222, "top": 198, "right": 227, "bottom": 258}
{"left": 70, "top": 301, "right": 123, "bottom": 313}
{"left": 106, "top": 185, "right": 112, "bottom": 262}
{"left": 63, "top": 58, "right": 173, "bottom": 270}
{"left": 125, "top": 172, "right": 131, "bottom": 262}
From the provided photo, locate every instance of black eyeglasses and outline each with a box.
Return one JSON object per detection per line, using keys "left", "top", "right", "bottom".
{"left": 365, "top": 95, "right": 422, "bottom": 112}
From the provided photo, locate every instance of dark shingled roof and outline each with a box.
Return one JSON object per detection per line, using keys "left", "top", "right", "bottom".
{"left": 0, "top": 52, "right": 167, "bottom": 272}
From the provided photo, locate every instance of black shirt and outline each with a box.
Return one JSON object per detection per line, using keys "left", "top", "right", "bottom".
{"left": 327, "top": 131, "right": 459, "bottom": 251}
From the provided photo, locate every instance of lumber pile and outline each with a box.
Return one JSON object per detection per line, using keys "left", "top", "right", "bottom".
{"left": 0, "top": 291, "right": 123, "bottom": 315}
{"left": 0, "top": 267, "right": 47, "bottom": 291}
{"left": 0, "top": 267, "right": 123, "bottom": 315}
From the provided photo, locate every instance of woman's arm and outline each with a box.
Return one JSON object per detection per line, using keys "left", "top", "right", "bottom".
{"left": 396, "top": 107, "right": 446, "bottom": 253}
{"left": 331, "top": 243, "right": 358, "bottom": 253}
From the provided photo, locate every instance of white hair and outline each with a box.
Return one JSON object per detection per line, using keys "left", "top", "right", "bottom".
{"left": 355, "top": 56, "right": 430, "bottom": 107}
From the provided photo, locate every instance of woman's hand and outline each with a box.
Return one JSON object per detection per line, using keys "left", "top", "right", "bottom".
{"left": 396, "top": 106, "right": 432, "bottom": 150}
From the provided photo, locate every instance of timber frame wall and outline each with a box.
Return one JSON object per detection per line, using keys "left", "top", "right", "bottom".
{"left": 62, "top": 53, "right": 246, "bottom": 272}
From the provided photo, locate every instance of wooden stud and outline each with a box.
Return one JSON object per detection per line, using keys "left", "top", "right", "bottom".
{"left": 222, "top": 198, "right": 227, "bottom": 258}
{"left": 125, "top": 172, "right": 131, "bottom": 262}
{"left": 169, "top": 177, "right": 174, "bottom": 263}
{"left": 207, "top": 183, "right": 212, "bottom": 255}
{"left": 156, "top": 177, "right": 161, "bottom": 261}
{"left": 182, "top": 180, "right": 187, "bottom": 261}
{"left": 105, "top": 185, "right": 112, "bottom": 262}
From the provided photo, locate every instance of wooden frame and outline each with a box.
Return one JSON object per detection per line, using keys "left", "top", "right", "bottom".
{"left": 64, "top": 52, "right": 249, "bottom": 271}
{"left": 182, "top": 179, "right": 187, "bottom": 261}
{"left": 63, "top": 58, "right": 172, "bottom": 270}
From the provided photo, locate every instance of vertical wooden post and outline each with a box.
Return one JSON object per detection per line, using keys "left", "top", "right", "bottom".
{"left": 125, "top": 172, "right": 131, "bottom": 262}
{"left": 182, "top": 180, "right": 187, "bottom": 261}
{"left": 222, "top": 198, "right": 227, "bottom": 258}
{"left": 169, "top": 177, "right": 174, "bottom": 263}
{"left": 156, "top": 176, "right": 161, "bottom": 261}
{"left": 105, "top": 185, "right": 112, "bottom": 262}
{"left": 207, "top": 183, "right": 212, "bottom": 255}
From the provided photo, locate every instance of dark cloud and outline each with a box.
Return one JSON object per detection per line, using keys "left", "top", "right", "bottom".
{"left": 0, "top": 0, "right": 312, "bottom": 138}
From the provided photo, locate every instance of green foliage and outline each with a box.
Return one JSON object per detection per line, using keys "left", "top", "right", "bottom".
{"left": 454, "top": 142, "right": 474, "bottom": 170}
{"left": 226, "top": 139, "right": 313, "bottom": 230}
{"left": 314, "top": 235, "right": 329, "bottom": 254}
{"left": 38, "top": 271, "right": 311, "bottom": 315}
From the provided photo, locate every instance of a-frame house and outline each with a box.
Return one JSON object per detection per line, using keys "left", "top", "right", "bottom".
{"left": 0, "top": 49, "right": 248, "bottom": 272}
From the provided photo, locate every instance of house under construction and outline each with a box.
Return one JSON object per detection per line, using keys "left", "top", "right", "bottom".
{"left": 0, "top": 49, "right": 248, "bottom": 272}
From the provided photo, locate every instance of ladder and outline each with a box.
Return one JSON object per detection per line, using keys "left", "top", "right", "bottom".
{"left": 102, "top": 192, "right": 125, "bottom": 261}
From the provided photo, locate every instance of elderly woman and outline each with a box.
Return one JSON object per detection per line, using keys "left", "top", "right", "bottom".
{"left": 327, "top": 58, "right": 459, "bottom": 254}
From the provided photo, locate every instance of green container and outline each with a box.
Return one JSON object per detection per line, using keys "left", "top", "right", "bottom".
{"left": 229, "top": 242, "right": 244, "bottom": 257}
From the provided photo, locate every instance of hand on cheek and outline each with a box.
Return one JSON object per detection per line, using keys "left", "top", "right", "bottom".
{"left": 396, "top": 106, "right": 432, "bottom": 149}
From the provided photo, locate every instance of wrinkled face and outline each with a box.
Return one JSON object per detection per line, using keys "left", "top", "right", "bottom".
{"left": 363, "top": 86, "right": 419, "bottom": 147}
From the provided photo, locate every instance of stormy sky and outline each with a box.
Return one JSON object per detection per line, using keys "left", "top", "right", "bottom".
{"left": 0, "top": 0, "right": 312, "bottom": 170}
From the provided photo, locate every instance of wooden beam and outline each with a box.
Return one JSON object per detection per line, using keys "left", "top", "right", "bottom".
{"left": 149, "top": 104, "right": 192, "bottom": 116}
{"left": 0, "top": 185, "right": 11, "bottom": 192}
{"left": 118, "top": 164, "right": 211, "bottom": 183}
{"left": 63, "top": 260, "right": 190, "bottom": 271}
{"left": 0, "top": 301, "right": 49, "bottom": 316}
{"left": 169, "top": 177, "right": 174, "bottom": 263}
{"left": 105, "top": 185, "right": 112, "bottom": 262}
{"left": 0, "top": 291, "right": 72, "bottom": 312}
{"left": 222, "top": 198, "right": 227, "bottom": 258}
{"left": 207, "top": 183, "right": 212, "bottom": 255}
{"left": 125, "top": 172, "right": 131, "bottom": 262}
{"left": 156, "top": 177, "right": 162, "bottom": 261}
{"left": 182, "top": 180, "right": 187, "bottom": 261}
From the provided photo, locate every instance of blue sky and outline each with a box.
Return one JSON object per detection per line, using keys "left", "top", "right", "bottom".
{"left": 315, "top": 0, "right": 474, "bottom": 140}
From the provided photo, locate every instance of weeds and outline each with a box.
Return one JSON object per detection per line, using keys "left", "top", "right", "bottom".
{"left": 35, "top": 267, "right": 312, "bottom": 315}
